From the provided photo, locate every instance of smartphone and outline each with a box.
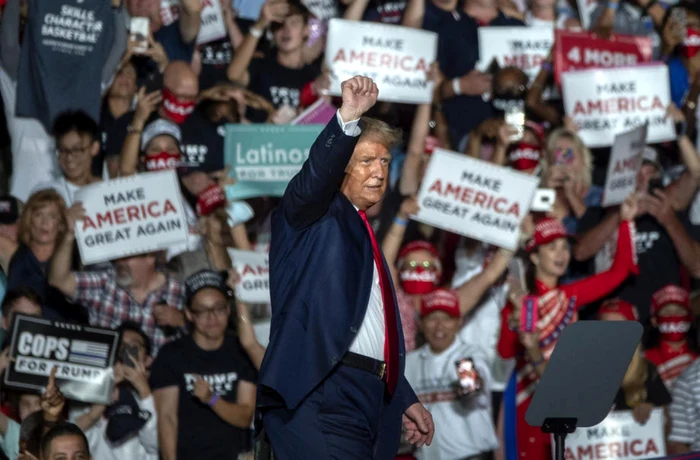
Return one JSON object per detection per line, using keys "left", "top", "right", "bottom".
{"left": 130, "top": 17, "right": 150, "bottom": 54}
{"left": 520, "top": 295, "right": 539, "bottom": 333}
{"left": 531, "top": 188, "right": 556, "bottom": 212}
{"left": 504, "top": 105, "right": 525, "bottom": 142}
{"left": 119, "top": 344, "right": 139, "bottom": 368}
{"left": 455, "top": 358, "right": 481, "bottom": 396}
{"left": 648, "top": 177, "right": 664, "bottom": 195}
{"left": 143, "top": 72, "right": 163, "bottom": 94}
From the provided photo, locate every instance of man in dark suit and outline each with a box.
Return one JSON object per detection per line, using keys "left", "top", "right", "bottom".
{"left": 258, "top": 75, "right": 435, "bottom": 459}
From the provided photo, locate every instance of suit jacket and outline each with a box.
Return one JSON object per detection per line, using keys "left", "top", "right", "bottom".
{"left": 258, "top": 116, "right": 418, "bottom": 417}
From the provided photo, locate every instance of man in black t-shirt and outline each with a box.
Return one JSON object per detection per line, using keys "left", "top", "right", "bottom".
{"left": 150, "top": 270, "right": 257, "bottom": 460}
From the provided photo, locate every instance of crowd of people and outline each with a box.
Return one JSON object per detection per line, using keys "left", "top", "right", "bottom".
{"left": 0, "top": 0, "right": 698, "bottom": 458}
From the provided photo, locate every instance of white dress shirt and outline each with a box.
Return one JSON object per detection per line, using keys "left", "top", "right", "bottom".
{"left": 334, "top": 111, "right": 386, "bottom": 361}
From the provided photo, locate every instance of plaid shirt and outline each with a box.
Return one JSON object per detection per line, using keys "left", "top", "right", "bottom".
{"left": 72, "top": 270, "right": 185, "bottom": 356}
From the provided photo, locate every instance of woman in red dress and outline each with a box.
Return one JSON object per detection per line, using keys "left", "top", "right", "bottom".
{"left": 644, "top": 285, "right": 698, "bottom": 389}
{"left": 498, "top": 198, "right": 639, "bottom": 459}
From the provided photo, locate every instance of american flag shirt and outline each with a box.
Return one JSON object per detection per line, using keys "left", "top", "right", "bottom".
{"left": 72, "top": 270, "right": 186, "bottom": 356}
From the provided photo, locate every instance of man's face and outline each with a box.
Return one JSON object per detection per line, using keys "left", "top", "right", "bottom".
{"left": 43, "top": 434, "right": 90, "bottom": 460}
{"left": 421, "top": 311, "right": 459, "bottom": 353}
{"left": 340, "top": 139, "right": 391, "bottom": 210}
{"left": 186, "top": 288, "right": 230, "bottom": 339}
{"left": 109, "top": 63, "right": 137, "bottom": 99}
{"left": 273, "top": 14, "right": 308, "bottom": 53}
{"left": 57, "top": 131, "right": 98, "bottom": 182}
{"left": 493, "top": 69, "right": 527, "bottom": 98}
{"left": 165, "top": 73, "right": 199, "bottom": 104}
{"left": 1, "top": 297, "right": 42, "bottom": 330}
{"left": 119, "top": 329, "right": 149, "bottom": 367}
{"left": 113, "top": 254, "right": 156, "bottom": 288}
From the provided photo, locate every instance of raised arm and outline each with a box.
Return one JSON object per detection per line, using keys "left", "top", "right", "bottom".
{"left": 382, "top": 197, "right": 418, "bottom": 288}
{"left": 456, "top": 248, "right": 512, "bottom": 316}
{"left": 572, "top": 210, "right": 619, "bottom": 262}
{"left": 179, "top": 0, "right": 204, "bottom": 45}
{"left": 281, "top": 76, "right": 378, "bottom": 229}
{"left": 120, "top": 88, "right": 161, "bottom": 177}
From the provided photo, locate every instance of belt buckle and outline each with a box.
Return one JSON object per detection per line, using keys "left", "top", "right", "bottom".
{"left": 378, "top": 362, "right": 386, "bottom": 380}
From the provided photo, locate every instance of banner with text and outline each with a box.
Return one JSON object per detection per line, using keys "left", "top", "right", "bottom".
{"left": 325, "top": 19, "right": 437, "bottom": 104}
{"left": 303, "top": 0, "right": 338, "bottom": 20}
{"left": 602, "top": 124, "right": 647, "bottom": 207}
{"left": 414, "top": 149, "right": 539, "bottom": 250}
{"left": 197, "top": 0, "right": 227, "bottom": 45}
{"left": 562, "top": 64, "right": 674, "bottom": 148}
{"left": 224, "top": 124, "right": 324, "bottom": 200}
{"left": 477, "top": 27, "right": 553, "bottom": 81}
{"left": 5, "top": 315, "right": 119, "bottom": 405}
{"left": 228, "top": 249, "right": 270, "bottom": 304}
{"left": 559, "top": 409, "right": 666, "bottom": 459}
{"left": 74, "top": 171, "right": 188, "bottom": 265}
{"left": 554, "top": 30, "right": 653, "bottom": 86}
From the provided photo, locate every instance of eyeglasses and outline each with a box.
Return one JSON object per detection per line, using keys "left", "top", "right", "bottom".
{"left": 57, "top": 143, "right": 92, "bottom": 158}
{"left": 404, "top": 260, "right": 436, "bottom": 270}
{"left": 190, "top": 305, "right": 229, "bottom": 319}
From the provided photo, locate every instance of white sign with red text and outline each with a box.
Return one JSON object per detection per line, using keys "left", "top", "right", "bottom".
{"left": 74, "top": 171, "right": 188, "bottom": 265}
{"left": 602, "top": 124, "right": 647, "bottom": 207}
{"left": 559, "top": 409, "right": 666, "bottom": 459}
{"left": 228, "top": 249, "right": 270, "bottom": 304}
{"left": 414, "top": 149, "right": 539, "bottom": 250}
{"left": 562, "top": 64, "right": 674, "bottom": 148}
{"left": 325, "top": 19, "right": 437, "bottom": 104}
{"left": 477, "top": 27, "right": 554, "bottom": 81}
{"left": 196, "top": 0, "right": 227, "bottom": 45}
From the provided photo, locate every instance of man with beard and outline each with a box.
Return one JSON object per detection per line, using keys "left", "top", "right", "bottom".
{"left": 48, "top": 206, "right": 186, "bottom": 356}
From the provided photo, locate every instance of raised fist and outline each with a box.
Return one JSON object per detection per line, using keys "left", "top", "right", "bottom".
{"left": 338, "top": 76, "right": 379, "bottom": 123}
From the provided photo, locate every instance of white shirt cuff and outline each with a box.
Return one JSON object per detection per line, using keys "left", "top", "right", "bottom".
{"left": 336, "top": 110, "right": 361, "bottom": 137}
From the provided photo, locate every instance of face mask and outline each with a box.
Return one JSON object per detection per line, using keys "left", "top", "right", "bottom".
{"left": 492, "top": 97, "right": 524, "bottom": 113}
{"left": 162, "top": 88, "right": 195, "bottom": 124}
{"left": 145, "top": 151, "right": 180, "bottom": 171}
{"left": 400, "top": 267, "right": 439, "bottom": 294}
{"left": 657, "top": 315, "right": 692, "bottom": 342}
{"left": 682, "top": 28, "right": 700, "bottom": 59}
{"left": 508, "top": 142, "right": 541, "bottom": 171}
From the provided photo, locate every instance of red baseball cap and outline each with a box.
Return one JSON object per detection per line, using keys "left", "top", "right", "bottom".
{"left": 525, "top": 218, "right": 568, "bottom": 252}
{"left": 597, "top": 298, "right": 638, "bottom": 321}
{"left": 651, "top": 285, "right": 690, "bottom": 316}
{"left": 420, "top": 289, "right": 460, "bottom": 318}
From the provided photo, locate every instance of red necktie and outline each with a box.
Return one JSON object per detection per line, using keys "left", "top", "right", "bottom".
{"left": 359, "top": 210, "right": 399, "bottom": 394}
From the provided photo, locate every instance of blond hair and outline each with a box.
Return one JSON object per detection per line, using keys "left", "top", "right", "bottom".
{"left": 18, "top": 189, "right": 67, "bottom": 246}
{"left": 544, "top": 128, "right": 593, "bottom": 190}
{"left": 360, "top": 117, "right": 402, "bottom": 150}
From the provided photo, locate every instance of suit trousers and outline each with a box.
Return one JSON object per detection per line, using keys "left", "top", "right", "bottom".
{"left": 263, "top": 363, "right": 393, "bottom": 460}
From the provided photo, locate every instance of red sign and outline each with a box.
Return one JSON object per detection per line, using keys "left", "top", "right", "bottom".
{"left": 554, "top": 30, "right": 653, "bottom": 86}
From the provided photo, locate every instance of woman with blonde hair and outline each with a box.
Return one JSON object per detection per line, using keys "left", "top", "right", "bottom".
{"left": 0, "top": 189, "right": 81, "bottom": 321}
{"left": 541, "top": 128, "right": 601, "bottom": 234}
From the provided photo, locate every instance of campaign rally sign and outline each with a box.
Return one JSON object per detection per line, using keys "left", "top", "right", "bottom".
{"left": 560, "top": 409, "right": 666, "bottom": 459}
{"left": 477, "top": 27, "right": 554, "bottom": 81}
{"left": 554, "top": 30, "right": 653, "bottom": 86}
{"left": 233, "top": 0, "right": 266, "bottom": 21}
{"left": 562, "top": 64, "right": 674, "bottom": 148}
{"left": 5, "top": 315, "right": 119, "bottom": 405}
{"left": 228, "top": 249, "right": 270, "bottom": 304}
{"left": 291, "top": 98, "right": 337, "bottom": 125}
{"left": 196, "top": 0, "right": 227, "bottom": 45}
{"left": 74, "top": 171, "right": 188, "bottom": 265}
{"left": 602, "top": 124, "right": 647, "bottom": 207}
{"left": 325, "top": 19, "right": 438, "bottom": 104}
{"left": 414, "top": 149, "right": 539, "bottom": 250}
{"left": 224, "top": 124, "right": 324, "bottom": 200}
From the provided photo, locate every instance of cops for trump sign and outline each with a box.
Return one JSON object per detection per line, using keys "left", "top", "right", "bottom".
{"left": 478, "top": 27, "right": 553, "bottom": 81}
{"left": 74, "top": 171, "right": 188, "bottom": 265}
{"left": 414, "top": 149, "right": 539, "bottom": 250}
{"left": 5, "top": 315, "right": 119, "bottom": 404}
{"left": 562, "top": 64, "right": 674, "bottom": 148}
{"left": 325, "top": 19, "right": 437, "bottom": 104}
{"left": 224, "top": 124, "right": 324, "bottom": 200}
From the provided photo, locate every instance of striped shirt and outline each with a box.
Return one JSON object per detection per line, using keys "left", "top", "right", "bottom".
{"left": 669, "top": 359, "right": 700, "bottom": 451}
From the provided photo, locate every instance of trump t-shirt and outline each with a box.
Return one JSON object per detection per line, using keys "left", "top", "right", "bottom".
{"left": 149, "top": 334, "right": 257, "bottom": 459}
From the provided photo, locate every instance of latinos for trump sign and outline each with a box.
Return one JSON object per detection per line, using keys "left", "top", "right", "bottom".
{"left": 224, "top": 124, "right": 324, "bottom": 200}
{"left": 413, "top": 149, "right": 539, "bottom": 250}
{"left": 477, "top": 27, "right": 554, "bottom": 81}
{"left": 325, "top": 19, "right": 437, "bottom": 104}
{"left": 562, "top": 64, "right": 674, "bottom": 148}
{"left": 228, "top": 249, "right": 270, "bottom": 304}
{"left": 554, "top": 30, "right": 653, "bottom": 86}
{"left": 5, "top": 315, "right": 119, "bottom": 405}
{"left": 559, "top": 409, "right": 666, "bottom": 459}
{"left": 74, "top": 171, "right": 188, "bottom": 265}
{"left": 602, "top": 124, "right": 647, "bottom": 207}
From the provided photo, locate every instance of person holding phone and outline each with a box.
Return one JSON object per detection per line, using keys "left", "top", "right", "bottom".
{"left": 497, "top": 199, "right": 639, "bottom": 460}
{"left": 73, "top": 322, "right": 158, "bottom": 460}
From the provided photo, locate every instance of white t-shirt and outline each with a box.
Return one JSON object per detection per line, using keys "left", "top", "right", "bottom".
{"left": 405, "top": 339, "right": 499, "bottom": 460}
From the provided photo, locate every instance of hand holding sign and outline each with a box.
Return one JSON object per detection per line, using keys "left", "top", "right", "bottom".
{"left": 41, "top": 367, "right": 65, "bottom": 422}
{"left": 193, "top": 374, "right": 213, "bottom": 404}
{"left": 65, "top": 202, "right": 86, "bottom": 234}
{"left": 632, "top": 402, "right": 653, "bottom": 425}
{"left": 620, "top": 193, "right": 638, "bottom": 222}
{"left": 398, "top": 196, "right": 419, "bottom": 220}
{"left": 339, "top": 76, "right": 379, "bottom": 122}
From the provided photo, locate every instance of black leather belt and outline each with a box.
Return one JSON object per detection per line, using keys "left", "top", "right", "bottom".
{"left": 341, "top": 352, "right": 387, "bottom": 380}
